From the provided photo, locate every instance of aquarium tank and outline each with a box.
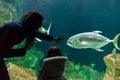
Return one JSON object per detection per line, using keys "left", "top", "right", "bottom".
{"left": 0, "top": 0, "right": 120, "bottom": 80}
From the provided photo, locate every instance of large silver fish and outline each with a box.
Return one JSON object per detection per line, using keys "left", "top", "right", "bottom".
{"left": 67, "top": 31, "right": 120, "bottom": 52}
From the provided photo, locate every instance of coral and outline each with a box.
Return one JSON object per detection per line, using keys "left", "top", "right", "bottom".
{"left": 7, "top": 63, "right": 36, "bottom": 80}
{"left": 103, "top": 53, "right": 120, "bottom": 80}
{"left": 64, "top": 61, "right": 104, "bottom": 80}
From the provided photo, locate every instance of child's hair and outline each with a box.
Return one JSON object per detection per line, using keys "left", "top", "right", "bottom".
{"left": 45, "top": 46, "right": 62, "bottom": 58}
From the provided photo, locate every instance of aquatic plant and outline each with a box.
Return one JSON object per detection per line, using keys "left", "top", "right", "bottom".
{"left": 6, "top": 46, "right": 105, "bottom": 79}
{"left": 5, "top": 40, "right": 105, "bottom": 79}
{"left": 5, "top": 45, "right": 45, "bottom": 75}
{"left": 64, "top": 61, "right": 105, "bottom": 80}
{"left": 0, "top": 0, "right": 17, "bottom": 26}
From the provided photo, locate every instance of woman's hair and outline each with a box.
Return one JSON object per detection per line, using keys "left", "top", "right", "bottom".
{"left": 45, "top": 46, "right": 62, "bottom": 58}
{"left": 22, "top": 11, "right": 43, "bottom": 32}
{"left": 22, "top": 11, "right": 44, "bottom": 49}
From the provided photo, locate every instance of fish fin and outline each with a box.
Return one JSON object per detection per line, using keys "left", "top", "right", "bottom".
{"left": 113, "top": 33, "right": 120, "bottom": 50}
{"left": 38, "top": 22, "right": 52, "bottom": 35}
{"left": 93, "top": 30, "right": 102, "bottom": 34}
{"left": 38, "top": 27, "right": 46, "bottom": 33}
{"left": 35, "top": 38, "right": 42, "bottom": 42}
{"left": 46, "top": 22, "right": 52, "bottom": 35}
{"left": 95, "top": 48, "right": 104, "bottom": 52}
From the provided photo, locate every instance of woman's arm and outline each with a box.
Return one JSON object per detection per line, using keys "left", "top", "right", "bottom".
{"left": 0, "top": 25, "right": 26, "bottom": 58}
{"left": 35, "top": 31, "right": 63, "bottom": 43}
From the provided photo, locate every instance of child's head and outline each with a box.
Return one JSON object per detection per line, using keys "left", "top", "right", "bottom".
{"left": 46, "top": 46, "right": 62, "bottom": 58}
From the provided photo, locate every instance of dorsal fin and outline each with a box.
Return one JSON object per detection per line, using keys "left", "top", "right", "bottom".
{"left": 93, "top": 30, "right": 102, "bottom": 34}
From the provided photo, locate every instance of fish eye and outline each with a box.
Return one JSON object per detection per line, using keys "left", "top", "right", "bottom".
{"left": 68, "top": 41, "right": 72, "bottom": 44}
{"left": 68, "top": 41, "right": 73, "bottom": 44}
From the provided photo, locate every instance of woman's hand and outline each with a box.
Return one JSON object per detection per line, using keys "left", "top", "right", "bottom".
{"left": 53, "top": 37, "right": 64, "bottom": 43}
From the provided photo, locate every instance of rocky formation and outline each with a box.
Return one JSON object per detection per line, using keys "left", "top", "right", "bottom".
{"left": 7, "top": 63, "right": 37, "bottom": 80}
{"left": 103, "top": 50, "right": 120, "bottom": 80}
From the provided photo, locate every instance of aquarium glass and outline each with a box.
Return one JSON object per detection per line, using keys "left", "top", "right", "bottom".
{"left": 1, "top": 0, "right": 120, "bottom": 80}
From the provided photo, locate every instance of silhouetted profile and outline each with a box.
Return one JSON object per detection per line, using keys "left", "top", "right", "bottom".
{"left": 38, "top": 46, "right": 68, "bottom": 80}
{"left": 0, "top": 11, "right": 63, "bottom": 80}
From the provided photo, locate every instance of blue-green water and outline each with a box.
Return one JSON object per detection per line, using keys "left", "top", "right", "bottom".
{"left": 1, "top": 0, "right": 120, "bottom": 79}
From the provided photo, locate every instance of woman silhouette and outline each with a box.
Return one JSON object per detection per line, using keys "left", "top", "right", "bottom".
{"left": 0, "top": 11, "right": 63, "bottom": 80}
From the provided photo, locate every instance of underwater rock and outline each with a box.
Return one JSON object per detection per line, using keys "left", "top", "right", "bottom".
{"left": 103, "top": 53, "right": 120, "bottom": 80}
{"left": 7, "top": 63, "right": 37, "bottom": 80}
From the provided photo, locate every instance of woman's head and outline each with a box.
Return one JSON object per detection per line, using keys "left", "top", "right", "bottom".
{"left": 22, "top": 11, "right": 43, "bottom": 33}
{"left": 23, "top": 11, "right": 44, "bottom": 49}
{"left": 46, "top": 46, "right": 62, "bottom": 58}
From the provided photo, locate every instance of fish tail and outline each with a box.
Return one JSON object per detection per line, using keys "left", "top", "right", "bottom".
{"left": 113, "top": 33, "right": 120, "bottom": 50}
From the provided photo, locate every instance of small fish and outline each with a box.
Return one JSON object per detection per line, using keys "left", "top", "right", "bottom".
{"left": 35, "top": 22, "right": 52, "bottom": 42}
{"left": 67, "top": 31, "right": 120, "bottom": 52}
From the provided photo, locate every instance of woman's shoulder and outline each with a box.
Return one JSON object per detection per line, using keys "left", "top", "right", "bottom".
{"left": 3, "top": 20, "right": 23, "bottom": 28}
